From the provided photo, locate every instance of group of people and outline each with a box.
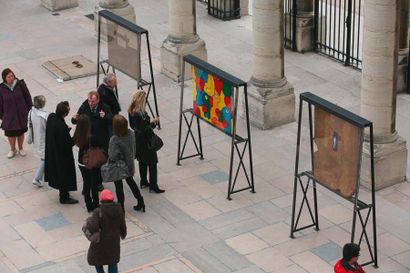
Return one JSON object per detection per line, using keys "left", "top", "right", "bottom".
{"left": 0, "top": 68, "right": 165, "bottom": 272}
{"left": 0, "top": 69, "right": 164, "bottom": 213}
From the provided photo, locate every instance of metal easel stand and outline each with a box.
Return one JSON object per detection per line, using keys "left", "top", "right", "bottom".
{"left": 290, "top": 93, "right": 378, "bottom": 268}
{"left": 176, "top": 56, "right": 255, "bottom": 200}
{"left": 96, "top": 10, "right": 160, "bottom": 128}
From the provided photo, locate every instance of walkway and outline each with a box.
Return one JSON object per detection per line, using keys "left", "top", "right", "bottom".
{"left": 0, "top": 0, "right": 410, "bottom": 272}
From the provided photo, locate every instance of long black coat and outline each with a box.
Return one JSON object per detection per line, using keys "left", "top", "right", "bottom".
{"left": 75, "top": 100, "right": 113, "bottom": 152}
{"left": 87, "top": 201, "right": 127, "bottom": 266}
{"left": 129, "top": 112, "right": 158, "bottom": 164}
{"left": 44, "top": 113, "right": 77, "bottom": 191}
{"left": 97, "top": 84, "right": 121, "bottom": 115}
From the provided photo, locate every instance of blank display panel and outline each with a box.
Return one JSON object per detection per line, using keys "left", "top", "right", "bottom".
{"left": 106, "top": 21, "right": 141, "bottom": 81}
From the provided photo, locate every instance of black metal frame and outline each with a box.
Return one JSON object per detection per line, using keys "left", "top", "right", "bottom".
{"left": 284, "top": 0, "right": 297, "bottom": 50}
{"left": 177, "top": 54, "right": 255, "bottom": 200}
{"left": 290, "top": 92, "right": 378, "bottom": 268}
{"left": 97, "top": 10, "right": 160, "bottom": 126}
{"left": 208, "top": 0, "right": 241, "bottom": 21}
{"left": 314, "top": 0, "right": 362, "bottom": 69}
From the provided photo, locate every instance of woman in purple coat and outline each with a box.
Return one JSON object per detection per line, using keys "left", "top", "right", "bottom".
{"left": 0, "top": 68, "right": 32, "bottom": 158}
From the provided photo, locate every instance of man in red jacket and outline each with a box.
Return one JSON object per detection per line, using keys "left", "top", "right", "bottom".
{"left": 334, "top": 243, "right": 365, "bottom": 273}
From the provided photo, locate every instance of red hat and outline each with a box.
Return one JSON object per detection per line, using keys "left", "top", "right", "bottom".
{"left": 99, "top": 189, "right": 114, "bottom": 201}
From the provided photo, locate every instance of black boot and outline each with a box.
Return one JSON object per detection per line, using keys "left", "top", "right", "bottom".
{"left": 133, "top": 197, "right": 145, "bottom": 212}
{"left": 149, "top": 184, "right": 165, "bottom": 194}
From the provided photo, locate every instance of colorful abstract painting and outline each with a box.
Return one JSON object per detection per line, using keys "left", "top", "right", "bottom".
{"left": 192, "top": 66, "right": 233, "bottom": 135}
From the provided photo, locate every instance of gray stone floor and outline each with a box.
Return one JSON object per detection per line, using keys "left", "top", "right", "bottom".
{"left": 1, "top": 0, "right": 410, "bottom": 272}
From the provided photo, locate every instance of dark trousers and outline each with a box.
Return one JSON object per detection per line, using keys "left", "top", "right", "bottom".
{"left": 95, "top": 264, "right": 118, "bottom": 273}
{"left": 79, "top": 166, "right": 100, "bottom": 211}
{"left": 114, "top": 176, "right": 143, "bottom": 211}
{"left": 59, "top": 190, "right": 69, "bottom": 202}
{"left": 138, "top": 162, "right": 157, "bottom": 186}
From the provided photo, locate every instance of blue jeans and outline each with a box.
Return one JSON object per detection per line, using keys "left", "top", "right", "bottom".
{"left": 95, "top": 264, "right": 118, "bottom": 273}
{"left": 34, "top": 159, "right": 45, "bottom": 181}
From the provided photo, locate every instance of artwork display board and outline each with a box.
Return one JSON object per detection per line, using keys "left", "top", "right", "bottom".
{"left": 191, "top": 66, "right": 233, "bottom": 135}
{"left": 97, "top": 10, "right": 159, "bottom": 125}
{"left": 177, "top": 55, "right": 255, "bottom": 200}
{"left": 106, "top": 20, "right": 141, "bottom": 81}
{"left": 290, "top": 92, "right": 378, "bottom": 268}
{"left": 313, "top": 107, "right": 362, "bottom": 198}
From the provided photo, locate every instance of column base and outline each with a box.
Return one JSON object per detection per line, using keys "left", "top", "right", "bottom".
{"left": 361, "top": 136, "right": 408, "bottom": 190}
{"left": 240, "top": 0, "right": 249, "bottom": 16}
{"left": 284, "top": 13, "right": 314, "bottom": 52}
{"left": 296, "top": 14, "right": 314, "bottom": 53}
{"left": 397, "top": 49, "right": 408, "bottom": 93}
{"left": 41, "top": 0, "right": 78, "bottom": 11}
{"left": 247, "top": 79, "right": 295, "bottom": 130}
{"left": 160, "top": 37, "right": 207, "bottom": 82}
{"left": 94, "top": 4, "right": 136, "bottom": 39}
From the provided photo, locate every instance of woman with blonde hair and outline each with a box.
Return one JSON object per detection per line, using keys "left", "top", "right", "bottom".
{"left": 128, "top": 89, "right": 164, "bottom": 193}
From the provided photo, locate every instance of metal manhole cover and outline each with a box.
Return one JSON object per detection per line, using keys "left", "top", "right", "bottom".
{"left": 42, "top": 55, "right": 98, "bottom": 81}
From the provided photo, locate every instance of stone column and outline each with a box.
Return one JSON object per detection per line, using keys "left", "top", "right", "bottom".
{"left": 95, "top": 0, "right": 136, "bottom": 37}
{"left": 247, "top": 0, "right": 295, "bottom": 129}
{"left": 295, "top": 0, "right": 314, "bottom": 52}
{"left": 397, "top": 0, "right": 409, "bottom": 93}
{"left": 360, "top": 0, "right": 407, "bottom": 190}
{"left": 41, "top": 0, "right": 78, "bottom": 11}
{"left": 160, "top": 0, "right": 207, "bottom": 82}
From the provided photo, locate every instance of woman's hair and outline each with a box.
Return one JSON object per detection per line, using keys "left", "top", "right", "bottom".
{"left": 2, "top": 68, "right": 15, "bottom": 82}
{"left": 112, "top": 114, "right": 129, "bottom": 137}
{"left": 73, "top": 114, "right": 91, "bottom": 148}
{"left": 55, "top": 101, "right": 70, "bottom": 118}
{"left": 33, "top": 95, "right": 46, "bottom": 109}
{"left": 128, "top": 89, "right": 146, "bottom": 114}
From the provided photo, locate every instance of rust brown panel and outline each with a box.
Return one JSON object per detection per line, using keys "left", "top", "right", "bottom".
{"left": 313, "top": 107, "right": 361, "bottom": 198}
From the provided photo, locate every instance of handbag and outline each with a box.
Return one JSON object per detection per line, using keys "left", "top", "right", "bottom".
{"left": 83, "top": 147, "right": 107, "bottom": 170}
{"left": 82, "top": 210, "right": 102, "bottom": 243}
{"left": 148, "top": 131, "right": 163, "bottom": 152}
{"left": 101, "top": 160, "right": 130, "bottom": 182}
{"left": 27, "top": 110, "right": 34, "bottom": 144}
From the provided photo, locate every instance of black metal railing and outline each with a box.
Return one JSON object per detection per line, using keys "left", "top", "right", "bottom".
{"left": 284, "top": 0, "right": 297, "bottom": 50}
{"left": 208, "top": 0, "right": 240, "bottom": 20}
{"left": 314, "top": 0, "right": 363, "bottom": 69}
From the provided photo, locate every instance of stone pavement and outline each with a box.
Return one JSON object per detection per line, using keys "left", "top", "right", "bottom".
{"left": 1, "top": 0, "right": 410, "bottom": 272}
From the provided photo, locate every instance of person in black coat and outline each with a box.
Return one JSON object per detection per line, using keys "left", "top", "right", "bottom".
{"left": 128, "top": 90, "right": 164, "bottom": 193}
{"left": 72, "top": 91, "right": 113, "bottom": 152}
{"left": 44, "top": 101, "right": 78, "bottom": 204}
{"left": 98, "top": 73, "right": 121, "bottom": 116}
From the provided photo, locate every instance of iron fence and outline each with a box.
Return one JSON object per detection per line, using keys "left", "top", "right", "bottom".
{"left": 284, "top": 0, "right": 297, "bottom": 50}
{"left": 208, "top": 0, "right": 241, "bottom": 20}
{"left": 314, "top": 0, "right": 363, "bottom": 68}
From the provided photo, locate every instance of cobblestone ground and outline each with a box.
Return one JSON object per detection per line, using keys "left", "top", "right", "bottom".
{"left": 1, "top": 0, "right": 410, "bottom": 272}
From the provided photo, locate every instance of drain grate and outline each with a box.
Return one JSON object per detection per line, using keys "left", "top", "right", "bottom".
{"left": 84, "top": 13, "right": 94, "bottom": 20}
